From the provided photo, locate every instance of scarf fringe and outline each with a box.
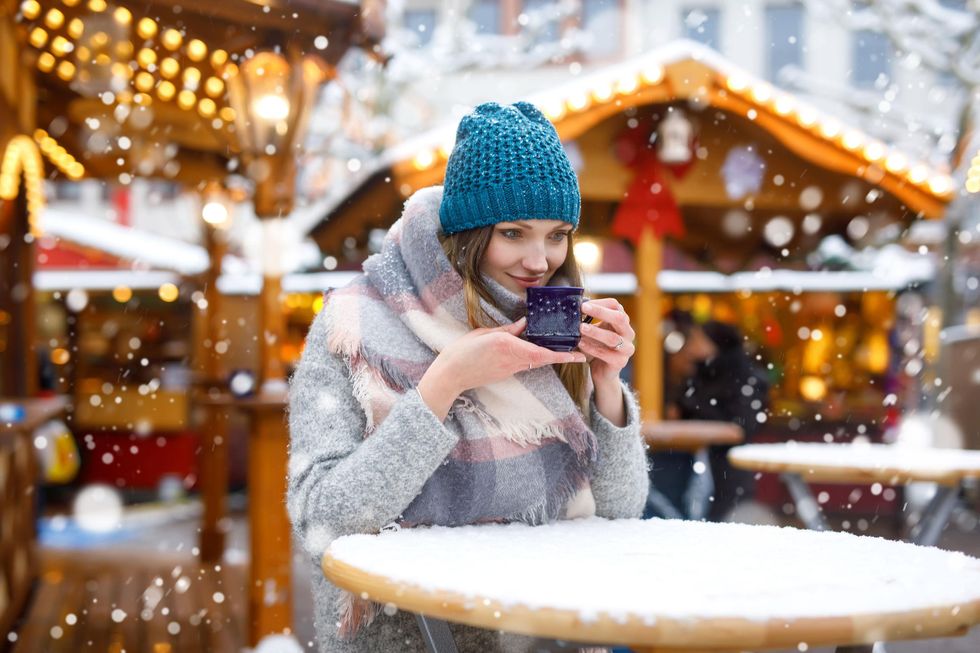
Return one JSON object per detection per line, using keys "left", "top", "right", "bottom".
{"left": 337, "top": 591, "right": 383, "bottom": 640}
{"left": 348, "top": 360, "right": 381, "bottom": 433}
{"left": 511, "top": 465, "right": 592, "bottom": 526}
{"left": 454, "top": 392, "right": 592, "bottom": 452}
{"left": 492, "top": 419, "right": 569, "bottom": 449}
{"left": 321, "top": 295, "right": 360, "bottom": 359}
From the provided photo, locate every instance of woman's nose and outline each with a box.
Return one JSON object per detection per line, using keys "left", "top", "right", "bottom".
{"left": 522, "top": 246, "right": 549, "bottom": 273}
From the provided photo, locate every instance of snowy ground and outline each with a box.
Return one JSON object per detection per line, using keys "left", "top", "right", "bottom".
{"left": 37, "top": 493, "right": 980, "bottom": 653}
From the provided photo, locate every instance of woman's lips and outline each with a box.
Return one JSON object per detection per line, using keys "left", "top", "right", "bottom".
{"left": 508, "top": 274, "right": 545, "bottom": 288}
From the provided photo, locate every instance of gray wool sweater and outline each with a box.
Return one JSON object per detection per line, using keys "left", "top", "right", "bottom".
{"left": 287, "top": 306, "right": 650, "bottom": 653}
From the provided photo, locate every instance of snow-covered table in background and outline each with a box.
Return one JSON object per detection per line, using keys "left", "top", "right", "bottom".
{"left": 321, "top": 518, "right": 980, "bottom": 653}
{"left": 642, "top": 421, "right": 744, "bottom": 520}
{"left": 728, "top": 442, "right": 980, "bottom": 545}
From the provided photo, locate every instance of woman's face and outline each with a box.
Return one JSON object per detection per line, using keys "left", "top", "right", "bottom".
{"left": 479, "top": 219, "right": 572, "bottom": 295}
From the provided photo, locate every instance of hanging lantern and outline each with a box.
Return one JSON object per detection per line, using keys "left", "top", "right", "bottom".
{"left": 223, "top": 51, "right": 331, "bottom": 217}
{"left": 656, "top": 109, "right": 694, "bottom": 164}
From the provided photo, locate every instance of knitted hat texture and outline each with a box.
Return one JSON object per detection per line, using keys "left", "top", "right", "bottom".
{"left": 439, "top": 102, "right": 580, "bottom": 235}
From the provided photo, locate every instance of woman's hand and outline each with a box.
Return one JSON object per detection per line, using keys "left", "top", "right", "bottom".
{"left": 418, "top": 318, "right": 586, "bottom": 420}
{"left": 579, "top": 299, "right": 636, "bottom": 384}
{"left": 578, "top": 299, "right": 636, "bottom": 426}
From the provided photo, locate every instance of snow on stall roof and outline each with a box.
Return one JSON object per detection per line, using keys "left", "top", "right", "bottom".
{"left": 207, "top": 267, "right": 935, "bottom": 296}
{"left": 34, "top": 269, "right": 182, "bottom": 291}
{"left": 31, "top": 267, "right": 929, "bottom": 295}
{"left": 40, "top": 209, "right": 210, "bottom": 275}
{"left": 730, "top": 442, "right": 980, "bottom": 474}
{"left": 216, "top": 271, "right": 360, "bottom": 295}
{"left": 583, "top": 266, "right": 932, "bottom": 295}
{"left": 327, "top": 517, "right": 980, "bottom": 623}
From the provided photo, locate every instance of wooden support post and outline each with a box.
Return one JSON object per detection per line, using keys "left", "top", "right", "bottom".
{"left": 635, "top": 226, "right": 663, "bottom": 421}
{"left": 259, "top": 272, "right": 286, "bottom": 387}
{"left": 247, "top": 399, "right": 292, "bottom": 644}
{"left": 198, "top": 225, "right": 230, "bottom": 563}
{"left": 198, "top": 407, "right": 229, "bottom": 562}
{"left": 0, "top": 8, "right": 38, "bottom": 398}
{"left": 0, "top": 186, "right": 37, "bottom": 397}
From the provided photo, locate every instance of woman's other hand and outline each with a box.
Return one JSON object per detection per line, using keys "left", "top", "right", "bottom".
{"left": 418, "top": 318, "right": 586, "bottom": 420}
{"left": 579, "top": 299, "right": 636, "bottom": 426}
{"left": 579, "top": 299, "right": 636, "bottom": 385}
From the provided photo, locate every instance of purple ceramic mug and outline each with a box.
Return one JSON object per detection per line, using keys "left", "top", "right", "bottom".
{"left": 525, "top": 286, "right": 585, "bottom": 352}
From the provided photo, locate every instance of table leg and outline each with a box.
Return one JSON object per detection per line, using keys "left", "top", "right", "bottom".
{"left": 780, "top": 473, "right": 829, "bottom": 531}
{"left": 910, "top": 484, "right": 959, "bottom": 547}
{"left": 416, "top": 614, "right": 460, "bottom": 653}
{"left": 645, "top": 486, "right": 684, "bottom": 520}
{"left": 684, "top": 447, "right": 714, "bottom": 521}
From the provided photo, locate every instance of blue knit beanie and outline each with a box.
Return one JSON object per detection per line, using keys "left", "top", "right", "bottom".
{"left": 439, "top": 101, "right": 580, "bottom": 235}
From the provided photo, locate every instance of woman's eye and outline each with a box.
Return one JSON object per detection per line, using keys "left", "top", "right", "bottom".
{"left": 551, "top": 231, "right": 570, "bottom": 241}
{"left": 500, "top": 229, "right": 521, "bottom": 239}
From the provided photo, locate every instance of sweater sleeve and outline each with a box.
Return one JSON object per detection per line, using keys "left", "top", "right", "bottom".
{"left": 286, "top": 308, "right": 460, "bottom": 560}
{"left": 588, "top": 381, "right": 650, "bottom": 519}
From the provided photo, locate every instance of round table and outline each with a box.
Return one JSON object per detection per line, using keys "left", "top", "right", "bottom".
{"left": 729, "top": 442, "right": 980, "bottom": 544}
{"left": 642, "top": 420, "right": 744, "bottom": 453}
{"left": 322, "top": 518, "right": 980, "bottom": 653}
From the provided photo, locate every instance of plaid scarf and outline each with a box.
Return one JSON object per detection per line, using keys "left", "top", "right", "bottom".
{"left": 321, "top": 186, "right": 598, "bottom": 637}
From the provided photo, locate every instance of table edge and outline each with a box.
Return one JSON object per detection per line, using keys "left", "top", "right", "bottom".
{"left": 727, "top": 452, "right": 978, "bottom": 485}
{"left": 321, "top": 552, "right": 980, "bottom": 649}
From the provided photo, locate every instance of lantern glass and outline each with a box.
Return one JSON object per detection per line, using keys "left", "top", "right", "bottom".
{"left": 223, "top": 51, "right": 328, "bottom": 216}
{"left": 225, "top": 51, "right": 323, "bottom": 157}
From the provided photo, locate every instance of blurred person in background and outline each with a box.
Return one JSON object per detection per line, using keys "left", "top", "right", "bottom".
{"left": 646, "top": 311, "right": 769, "bottom": 521}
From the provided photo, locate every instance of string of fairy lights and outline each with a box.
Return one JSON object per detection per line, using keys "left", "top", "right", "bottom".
{"left": 20, "top": 0, "right": 237, "bottom": 126}
{"left": 0, "top": 135, "right": 46, "bottom": 234}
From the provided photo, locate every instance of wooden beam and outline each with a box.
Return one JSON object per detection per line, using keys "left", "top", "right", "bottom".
{"left": 308, "top": 168, "right": 402, "bottom": 254}
{"left": 0, "top": 188, "right": 38, "bottom": 397}
{"left": 196, "top": 225, "right": 232, "bottom": 563}
{"left": 635, "top": 226, "right": 662, "bottom": 421}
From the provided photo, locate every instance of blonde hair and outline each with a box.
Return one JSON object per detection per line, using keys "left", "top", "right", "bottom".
{"left": 440, "top": 226, "right": 589, "bottom": 408}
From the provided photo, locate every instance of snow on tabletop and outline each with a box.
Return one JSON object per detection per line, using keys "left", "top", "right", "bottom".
{"left": 327, "top": 518, "right": 980, "bottom": 624}
{"left": 729, "top": 442, "right": 980, "bottom": 474}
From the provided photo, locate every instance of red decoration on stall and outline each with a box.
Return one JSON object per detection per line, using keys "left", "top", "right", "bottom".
{"left": 112, "top": 186, "right": 131, "bottom": 227}
{"left": 611, "top": 118, "right": 695, "bottom": 245}
{"left": 761, "top": 315, "right": 783, "bottom": 348}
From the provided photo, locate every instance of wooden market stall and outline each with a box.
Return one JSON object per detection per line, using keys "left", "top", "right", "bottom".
{"left": 1, "top": 0, "right": 381, "bottom": 645}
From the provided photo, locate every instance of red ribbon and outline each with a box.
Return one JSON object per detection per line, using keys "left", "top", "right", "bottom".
{"left": 611, "top": 120, "right": 693, "bottom": 244}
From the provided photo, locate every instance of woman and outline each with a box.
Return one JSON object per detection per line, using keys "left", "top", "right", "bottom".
{"left": 288, "top": 102, "right": 649, "bottom": 652}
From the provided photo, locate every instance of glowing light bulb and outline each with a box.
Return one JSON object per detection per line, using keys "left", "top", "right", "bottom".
{"left": 252, "top": 94, "right": 290, "bottom": 121}
{"left": 137, "top": 17, "right": 158, "bottom": 39}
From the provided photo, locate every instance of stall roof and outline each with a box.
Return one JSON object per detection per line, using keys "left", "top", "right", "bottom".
{"left": 40, "top": 209, "right": 210, "bottom": 275}
{"left": 390, "top": 40, "right": 954, "bottom": 210}
{"left": 307, "top": 40, "right": 954, "bottom": 256}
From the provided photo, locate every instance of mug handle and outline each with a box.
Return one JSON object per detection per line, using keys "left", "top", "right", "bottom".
{"left": 581, "top": 296, "right": 598, "bottom": 325}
